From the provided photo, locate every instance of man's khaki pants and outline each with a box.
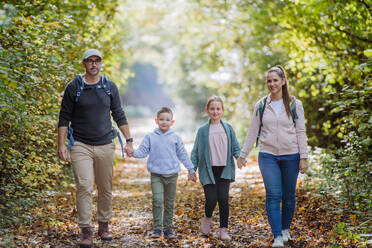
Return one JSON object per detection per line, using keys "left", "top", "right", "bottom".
{"left": 70, "top": 141, "right": 115, "bottom": 228}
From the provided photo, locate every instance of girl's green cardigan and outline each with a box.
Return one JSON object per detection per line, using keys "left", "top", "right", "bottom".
{"left": 191, "top": 121, "right": 241, "bottom": 186}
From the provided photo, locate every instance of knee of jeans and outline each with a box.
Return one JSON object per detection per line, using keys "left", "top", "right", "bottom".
{"left": 282, "top": 195, "right": 296, "bottom": 205}
{"left": 282, "top": 193, "right": 296, "bottom": 202}
{"left": 266, "top": 192, "right": 282, "bottom": 201}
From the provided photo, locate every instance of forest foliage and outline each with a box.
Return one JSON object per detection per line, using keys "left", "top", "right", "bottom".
{"left": 0, "top": 0, "right": 371, "bottom": 241}
{"left": 0, "top": 0, "right": 123, "bottom": 226}
{"left": 118, "top": 0, "right": 372, "bottom": 234}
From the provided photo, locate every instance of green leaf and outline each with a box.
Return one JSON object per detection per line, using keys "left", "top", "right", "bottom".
{"left": 363, "top": 49, "right": 372, "bottom": 57}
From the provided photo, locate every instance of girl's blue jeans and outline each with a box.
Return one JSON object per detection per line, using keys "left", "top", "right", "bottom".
{"left": 258, "top": 152, "right": 300, "bottom": 238}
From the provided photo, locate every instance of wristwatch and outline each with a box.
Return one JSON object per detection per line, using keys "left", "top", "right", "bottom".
{"left": 126, "top": 138, "right": 133, "bottom": 143}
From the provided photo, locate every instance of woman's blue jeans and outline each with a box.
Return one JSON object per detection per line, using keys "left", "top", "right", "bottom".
{"left": 258, "top": 152, "right": 300, "bottom": 238}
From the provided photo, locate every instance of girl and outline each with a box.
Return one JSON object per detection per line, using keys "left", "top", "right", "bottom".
{"left": 237, "top": 65, "right": 308, "bottom": 247}
{"left": 191, "top": 96, "right": 241, "bottom": 241}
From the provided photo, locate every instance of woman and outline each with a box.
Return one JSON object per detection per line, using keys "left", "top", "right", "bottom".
{"left": 237, "top": 65, "right": 308, "bottom": 247}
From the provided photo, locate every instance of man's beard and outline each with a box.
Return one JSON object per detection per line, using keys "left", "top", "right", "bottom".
{"left": 87, "top": 69, "right": 99, "bottom": 76}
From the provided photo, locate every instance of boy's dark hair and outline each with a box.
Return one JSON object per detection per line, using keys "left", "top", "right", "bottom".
{"left": 157, "top": 107, "right": 173, "bottom": 118}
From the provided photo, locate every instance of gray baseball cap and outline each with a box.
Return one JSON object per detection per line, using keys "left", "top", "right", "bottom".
{"left": 82, "top": 49, "right": 102, "bottom": 60}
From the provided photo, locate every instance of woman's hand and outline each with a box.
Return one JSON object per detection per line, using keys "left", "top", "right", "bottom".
{"left": 237, "top": 157, "right": 246, "bottom": 169}
{"left": 299, "top": 159, "right": 308, "bottom": 174}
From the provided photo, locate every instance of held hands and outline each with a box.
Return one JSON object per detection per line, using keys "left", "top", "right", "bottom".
{"left": 237, "top": 157, "right": 246, "bottom": 169}
{"left": 188, "top": 173, "right": 197, "bottom": 182}
{"left": 299, "top": 159, "right": 308, "bottom": 174}
{"left": 125, "top": 142, "right": 134, "bottom": 157}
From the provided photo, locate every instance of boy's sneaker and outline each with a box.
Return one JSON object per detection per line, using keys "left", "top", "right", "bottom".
{"left": 164, "top": 229, "right": 176, "bottom": 238}
{"left": 282, "top": 229, "right": 292, "bottom": 242}
{"left": 151, "top": 229, "right": 162, "bottom": 238}
{"left": 272, "top": 236, "right": 284, "bottom": 247}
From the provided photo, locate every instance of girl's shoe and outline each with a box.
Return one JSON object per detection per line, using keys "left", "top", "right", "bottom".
{"left": 272, "top": 236, "right": 284, "bottom": 247}
{"left": 218, "top": 228, "right": 231, "bottom": 241}
{"left": 282, "top": 229, "right": 292, "bottom": 242}
{"left": 200, "top": 217, "right": 212, "bottom": 235}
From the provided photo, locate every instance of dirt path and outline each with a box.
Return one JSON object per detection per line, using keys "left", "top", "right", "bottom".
{"left": 105, "top": 154, "right": 270, "bottom": 248}
{"left": 4, "top": 118, "right": 341, "bottom": 247}
{"left": 6, "top": 152, "right": 339, "bottom": 248}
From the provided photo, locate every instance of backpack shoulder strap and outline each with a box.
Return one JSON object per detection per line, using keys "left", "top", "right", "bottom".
{"left": 255, "top": 96, "right": 268, "bottom": 147}
{"left": 74, "top": 74, "right": 84, "bottom": 103}
{"left": 289, "top": 96, "right": 298, "bottom": 126}
{"left": 101, "top": 75, "right": 111, "bottom": 96}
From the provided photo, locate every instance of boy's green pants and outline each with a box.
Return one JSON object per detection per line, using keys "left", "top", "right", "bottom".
{"left": 150, "top": 173, "right": 178, "bottom": 231}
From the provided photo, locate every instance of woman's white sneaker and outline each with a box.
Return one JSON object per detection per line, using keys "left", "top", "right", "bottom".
{"left": 272, "top": 236, "right": 284, "bottom": 247}
{"left": 282, "top": 229, "right": 292, "bottom": 242}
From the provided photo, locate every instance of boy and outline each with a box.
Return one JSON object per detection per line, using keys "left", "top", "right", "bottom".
{"left": 133, "top": 107, "right": 197, "bottom": 238}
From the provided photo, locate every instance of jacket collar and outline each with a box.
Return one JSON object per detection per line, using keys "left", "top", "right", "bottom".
{"left": 266, "top": 94, "right": 284, "bottom": 105}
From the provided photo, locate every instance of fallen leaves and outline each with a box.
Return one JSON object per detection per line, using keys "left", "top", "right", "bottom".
{"left": 2, "top": 155, "right": 369, "bottom": 247}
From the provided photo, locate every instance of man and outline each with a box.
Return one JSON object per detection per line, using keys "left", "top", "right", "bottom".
{"left": 58, "top": 49, "right": 133, "bottom": 248}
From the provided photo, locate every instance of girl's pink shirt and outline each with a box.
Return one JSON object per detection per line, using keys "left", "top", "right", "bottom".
{"left": 240, "top": 95, "right": 308, "bottom": 159}
{"left": 208, "top": 123, "right": 228, "bottom": 166}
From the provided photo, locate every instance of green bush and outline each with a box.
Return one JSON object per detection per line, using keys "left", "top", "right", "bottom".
{"left": 0, "top": 0, "right": 119, "bottom": 226}
{"left": 320, "top": 67, "right": 372, "bottom": 212}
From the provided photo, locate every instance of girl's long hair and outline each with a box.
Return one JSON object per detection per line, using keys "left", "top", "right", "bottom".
{"left": 266, "top": 65, "right": 291, "bottom": 118}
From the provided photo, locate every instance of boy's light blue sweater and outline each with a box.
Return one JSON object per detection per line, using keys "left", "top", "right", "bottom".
{"left": 133, "top": 128, "right": 195, "bottom": 176}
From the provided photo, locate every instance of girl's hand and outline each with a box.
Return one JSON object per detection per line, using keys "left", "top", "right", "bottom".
{"left": 237, "top": 157, "right": 246, "bottom": 169}
{"left": 188, "top": 173, "right": 197, "bottom": 182}
{"left": 299, "top": 159, "right": 308, "bottom": 174}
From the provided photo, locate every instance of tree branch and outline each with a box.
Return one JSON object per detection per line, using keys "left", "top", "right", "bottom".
{"left": 333, "top": 25, "right": 372, "bottom": 43}
{"left": 358, "top": 0, "right": 370, "bottom": 11}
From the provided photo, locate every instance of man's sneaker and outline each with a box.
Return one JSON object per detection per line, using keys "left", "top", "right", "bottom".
{"left": 164, "top": 229, "right": 176, "bottom": 238}
{"left": 78, "top": 227, "right": 93, "bottom": 248}
{"left": 98, "top": 221, "right": 112, "bottom": 241}
{"left": 151, "top": 229, "right": 162, "bottom": 238}
{"left": 282, "top": 229, "right": 292, "bottom": 242}
{"left": 272, "top": 235, "right": 284, "bottom": 247}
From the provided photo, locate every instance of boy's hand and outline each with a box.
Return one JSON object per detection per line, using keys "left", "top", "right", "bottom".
{"left": 188, "top": 173, "right": 197, "bottom": 182}
{"left": 237, "top": 157, "right": 246, "bottom": 169}
{"left": 125, "top": 144, "right": 133, "bottom": 157}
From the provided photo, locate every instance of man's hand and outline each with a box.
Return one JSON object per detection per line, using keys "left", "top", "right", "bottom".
{"left": 237, "top": 157, "right": 246, "bottom": 169}
{"left": 125, "top": 142, "right": 134, "bottom": 157}
{"left": 299, "top": 159, "right": 308, "bottom": 174}
{"left": 188, "top": 173, "right": 197, "bottom": 182}
{"left": 58, "top": 143, "right": 68, "bottom": 161}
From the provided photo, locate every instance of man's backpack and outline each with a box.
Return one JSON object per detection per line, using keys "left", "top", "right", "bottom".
{"left": 67, "top": 74, "right": 124, "bottom": 157}
{"left": 74, "top": 74, "right": 111, "bottom": 103}
{"left": 255, "top": 96, "right": 298, "bottom": 147}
